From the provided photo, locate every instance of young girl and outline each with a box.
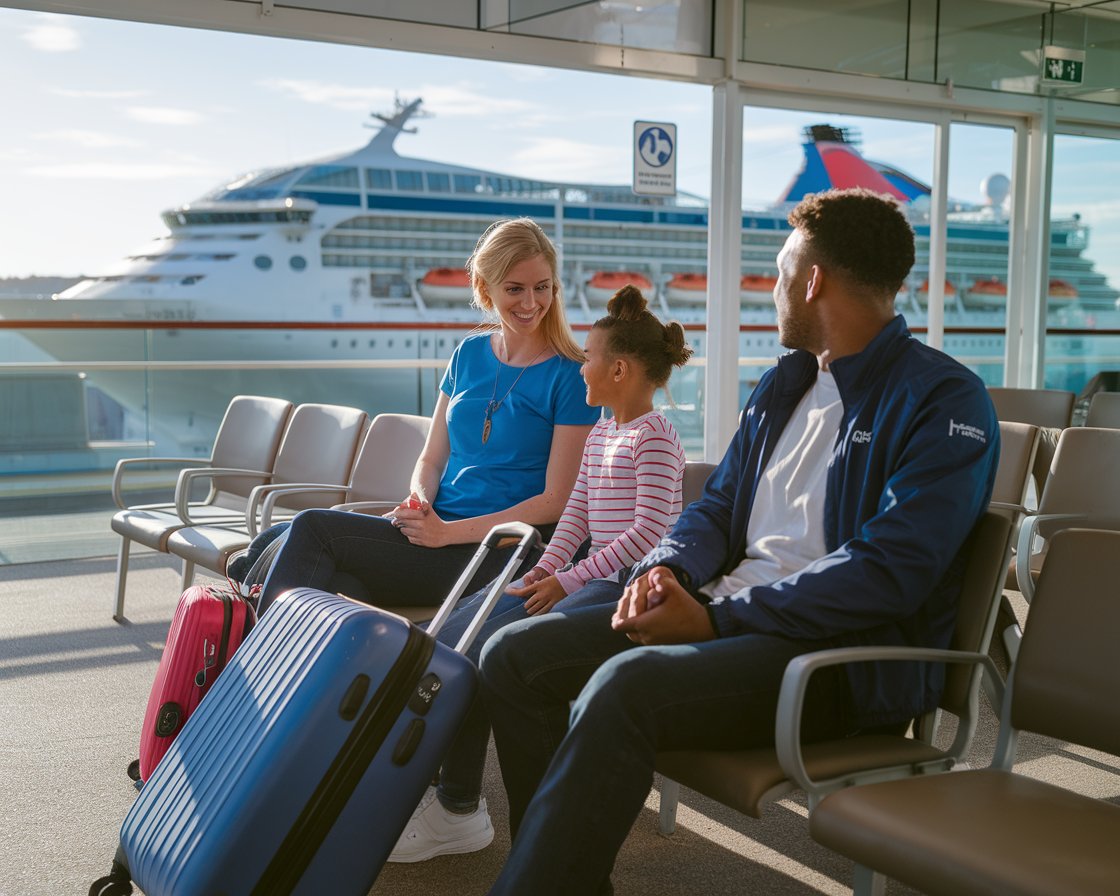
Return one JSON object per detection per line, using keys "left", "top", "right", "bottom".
{"left": 389, "top": 284, "right": 693, "bottom": 863}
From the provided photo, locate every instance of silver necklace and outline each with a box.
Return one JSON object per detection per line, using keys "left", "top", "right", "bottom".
{"left": 483, "top": 342, "right": 548, "bottom": 444}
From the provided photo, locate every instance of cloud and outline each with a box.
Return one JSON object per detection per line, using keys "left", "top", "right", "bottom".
{"left": 258, "top": 78, "right": 535, "bottom": 119}
{"left": 258, "top": 79, "right": 395, "bottom": 111}
{"left": 21, "top": 15, "right": 81, "bottom": 53}
{"left": 25, "top": 161, "right": 217, "bottom": 180}
{"left": 509, "top": 136, "right": 628, "bottom": 183}
{"left": 52, "top": 88, "right": 149, "bottom": 100}
{"left": 36, "top": 129, "right": 141, "bottom": 149}
{"left": 125, "top": 106, "right": 205, "bottom": 126}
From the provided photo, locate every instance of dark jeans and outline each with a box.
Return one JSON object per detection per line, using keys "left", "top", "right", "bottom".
{"left": 429, "top": 577, "right": 624, "bottom": 814}
{"left": 257, "top": 508, "right": 542, "bottom": 615}
{"left": 479, "top": 603, "right": 857, "bottom": 896}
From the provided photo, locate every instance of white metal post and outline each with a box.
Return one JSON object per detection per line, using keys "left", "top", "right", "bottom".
{"left": 926, "top": 116, "right": 950, "bottom": 350}
{"left": 705, "top": 81, "right": 744, "bottom": 462}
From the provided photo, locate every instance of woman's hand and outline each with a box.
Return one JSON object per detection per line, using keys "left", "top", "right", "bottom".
{"left": 508, "top": 573, "right": 567, "bottom": 616}
{"left": 390, "top": 496, "right": 453, "bottom": 548}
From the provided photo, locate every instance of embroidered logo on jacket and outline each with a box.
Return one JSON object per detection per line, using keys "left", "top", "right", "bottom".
{"left": 949, "top": 419, "right": 988, "bottom": 443}
{"left": 850, "top": 430, "right": 872, "bottom": 444}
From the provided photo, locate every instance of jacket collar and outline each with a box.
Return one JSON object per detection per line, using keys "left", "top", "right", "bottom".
{"left": 774, "top": 314, "right": 912, "bottom": 406}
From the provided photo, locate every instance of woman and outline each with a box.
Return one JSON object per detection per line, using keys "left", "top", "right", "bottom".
{"left": 257, "top": 218, "right": 599, "bottom": 613}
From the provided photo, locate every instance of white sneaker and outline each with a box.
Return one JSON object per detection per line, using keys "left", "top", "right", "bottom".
{"left": 388, "top": 786, "right": 495, "bottom": 863}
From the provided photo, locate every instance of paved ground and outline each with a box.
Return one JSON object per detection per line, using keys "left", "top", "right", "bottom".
{"left": 1, "top": 551, "right": 1117, "bottom": 896}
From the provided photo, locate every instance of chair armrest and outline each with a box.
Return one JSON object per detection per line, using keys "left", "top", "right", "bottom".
{"left": 332, "top": 500, "right": 399, "bottom": 515}
{"left": 111, "top": 456, "right": 205, "bottom": 509}
{"left": 773, "top": 645, "right": 1001, "bottom": 802}
{"left": 987, "top": 500, "right": 1028, "bottom": 517}
{"left": 174, "top": 466, "right": 273, "bottom": 525}
{"left": 247, "top": 482, "right": 352, "bottom": 536}
{"left": 1014, "top": 512, "right": 1086, "bottom": 603}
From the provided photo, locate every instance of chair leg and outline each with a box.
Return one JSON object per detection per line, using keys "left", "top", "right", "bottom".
{"left": 658, "top": 777, "right": 680, "bottom": 835}
{"left": 181, "top": 560, "right": 195, "bottom": 592}
{"left": 113, "top": 537, "right": 131, "bottom": 623}
{"left": 1002, "top": 621, "right": 1022, "bottom": 664}
{"left": 853, "top": 863, "right": 887, "bottom": 896}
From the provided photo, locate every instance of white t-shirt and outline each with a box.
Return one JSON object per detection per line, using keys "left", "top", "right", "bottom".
{"left": 702, "top": 370, "right": 843, "bottom": 600}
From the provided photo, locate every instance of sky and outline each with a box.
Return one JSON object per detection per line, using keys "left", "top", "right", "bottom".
{"left": 1, "top": 8, "right": 1118, "bottom": 286}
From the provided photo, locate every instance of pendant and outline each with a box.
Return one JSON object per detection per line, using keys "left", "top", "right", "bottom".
{"left": 482, "top": 413, "right": 492, "bottom": 444}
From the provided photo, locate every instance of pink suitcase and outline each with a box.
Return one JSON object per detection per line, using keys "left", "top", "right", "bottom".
{"left": 137, "top": 583, "right": 255, "bottom": 782}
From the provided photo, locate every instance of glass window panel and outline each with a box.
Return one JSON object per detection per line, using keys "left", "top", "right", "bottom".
{"left": 366, "top": 168, "right": 393, "bottom": 189}
{"left": 945, "top": 122, "right": 1015, "bottom": 387}
{"left": 742, "top": 0, "right": 910, "bottom": 79}
{"left": 394, "top": 170, "right": 424, "bottom": 191}
{"left": 1047, "top": 133, "right": 1120, "bottom": 394}
{"left": 494, "top": 0, "right": 711, "bottom": 55}
{"left": 931, "top": 0, "right": 1045, "bottom": 94}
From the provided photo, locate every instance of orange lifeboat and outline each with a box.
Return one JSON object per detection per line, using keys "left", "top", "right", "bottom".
{"left": 418, "top": 267, "right": 472, "bottom": 304}
{"left": 1048, "top": 278, "right": 1078, "bottom": 304}
{"left": 915, "top": 278, "right": 957, "bottom": 306}
{"left": 964, "top": 276, "right": 1007, "bottom": 309}
{"left": 585, "top": 271, "right": 654, "bottom": 305}
{"left": 739, "top": 274, "right": 778, "bottom": 307}
{"left": 664, "top": 272, "right": 707, "bottom": 305}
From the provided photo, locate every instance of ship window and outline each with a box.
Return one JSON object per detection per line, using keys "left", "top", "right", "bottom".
{"left": 454, "top": 174, "right": 482, "bottom": 194}
{"left": 290, "top": 255, "right": 307, "bottom": 271}
{"left": 395, "top": 170, "right": 424, "bottom": 191}
{"left": 180, "top": 275, "right": 204, "bottom": 286}
{"left": 254, "top": 255, "right": 273, "bottom": 271}
{"left": 296, "top": 165, "right": 359, "bottom": 189}
{"left": 427, "top": 172, "right": 450, "bottom": 192}
{"left": 366, "top": 168, "right": 393, "bottom": 190}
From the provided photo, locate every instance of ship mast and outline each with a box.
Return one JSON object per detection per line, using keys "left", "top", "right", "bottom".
{"left": 363, "top": 95, "right": 431, "bottom": 154}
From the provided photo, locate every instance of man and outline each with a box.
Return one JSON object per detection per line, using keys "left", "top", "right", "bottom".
{"left": 479, "top": 188, "right": 1000, "bottom": 895}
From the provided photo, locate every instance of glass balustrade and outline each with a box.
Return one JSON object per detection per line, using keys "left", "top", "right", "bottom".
{"left": 2, "top": 320, "right": 1118, "bottom": 565}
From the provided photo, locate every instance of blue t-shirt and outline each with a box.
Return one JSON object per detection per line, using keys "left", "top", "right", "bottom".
{"left": 436, "top": 332, "right": 600, "bottom": 521}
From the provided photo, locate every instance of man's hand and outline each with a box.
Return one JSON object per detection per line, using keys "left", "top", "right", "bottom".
{"left": 611, "top": 566, "right": 716, "bottom": 645}
{"left": 508, "top": 573, "right": 567, "bottom": 616}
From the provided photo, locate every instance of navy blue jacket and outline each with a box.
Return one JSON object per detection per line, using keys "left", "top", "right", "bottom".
{"left": 633, "top": 315, "right": 1000, "bottom": 727}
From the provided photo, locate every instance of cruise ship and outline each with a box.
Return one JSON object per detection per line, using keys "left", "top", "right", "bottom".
{"left": 1, "top": 98, "right": 1117, "bottom": 454}
{"left": 4, "top": 96, "right": 1117, "bottom": 325}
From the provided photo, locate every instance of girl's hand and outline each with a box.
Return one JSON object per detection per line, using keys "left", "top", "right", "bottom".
{"left": 509, "top": 574, "right": 567, "bottom": 616}
{"left": 518, "top": 566, "right": 549, "bottom": 587}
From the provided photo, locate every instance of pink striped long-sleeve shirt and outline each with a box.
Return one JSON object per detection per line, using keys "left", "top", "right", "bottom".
{"left": 537, "top": 411, "right": 685, "bottom": 594}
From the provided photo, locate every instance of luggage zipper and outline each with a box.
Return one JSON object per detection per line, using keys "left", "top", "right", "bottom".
{"left": 252, "top": 624, "right": 435, "bottom": 895}
{"left": 214, "top": 590, "right": 234, "bottom": 674}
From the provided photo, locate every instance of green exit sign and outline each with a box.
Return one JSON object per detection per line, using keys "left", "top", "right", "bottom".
{"left": 1042, "top": 46, "right": 1086, "bottom": 85}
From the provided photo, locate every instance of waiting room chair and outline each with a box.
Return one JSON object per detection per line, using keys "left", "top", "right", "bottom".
{"left": 809, "top": 528, "right": 1120, "bottom": 896}
{"left": 332, "top": 412, "right": 433, "bottom": 515}
{"left": 164, "top": 403, "right": 368, "bottom": 590}
{"left": 655, "top": 419, "right": 1038, "bottom": 832}
{"left": 108, "top": 395, "right": 293, "bottom": 621}
{"left": 1002, "top": 425, "right": 1120, "bottom": 660}
{"left": 1085, "top": 390, "right": 1120, "bottom": 428}
{"left": 655, "top": 509, "right": 1013, "bottom": 833}
{"left": 987, "top": 386, "right": 1075, "bottom": 429}
{"left": 228, "top": 412, "right": 434, "bottom": 623}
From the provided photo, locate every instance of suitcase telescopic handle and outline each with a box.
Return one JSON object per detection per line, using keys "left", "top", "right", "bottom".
{"left": 425, "top": 522, "right": 542, "bottom": 653}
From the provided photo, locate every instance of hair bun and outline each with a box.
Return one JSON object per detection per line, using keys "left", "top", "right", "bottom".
{"left": 606, "top": 284, "right": 649, "bottom": 322}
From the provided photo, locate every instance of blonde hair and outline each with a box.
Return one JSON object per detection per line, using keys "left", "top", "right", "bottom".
{"left": 466, "top": 218, "right": 584, "bottom": 362}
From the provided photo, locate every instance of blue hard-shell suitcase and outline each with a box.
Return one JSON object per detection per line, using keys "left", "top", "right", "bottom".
{"left": 99, "top": 522, "right": 540, "bottom": 896}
